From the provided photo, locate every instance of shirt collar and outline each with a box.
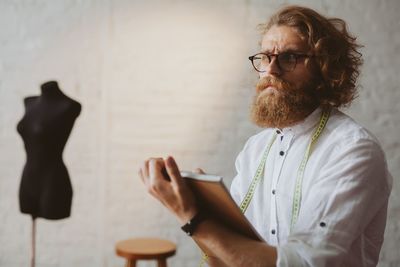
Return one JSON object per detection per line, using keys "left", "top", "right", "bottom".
{"left": 277, "top": 107, "right": 323, "bottom": 136}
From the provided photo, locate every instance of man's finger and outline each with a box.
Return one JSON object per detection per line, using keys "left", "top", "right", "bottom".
{"left": 164, "top": 156, "right": 183, "bottom": 186}
{"left": 148, "top": 158, "right": 168, "bottom": 184}
{"left": 142, "top": 160, "right": 150, "bottom": 179}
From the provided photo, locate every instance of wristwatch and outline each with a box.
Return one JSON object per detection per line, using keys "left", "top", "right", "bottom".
{"left": 181, "top": 212, "right": 205, "bottom": 236}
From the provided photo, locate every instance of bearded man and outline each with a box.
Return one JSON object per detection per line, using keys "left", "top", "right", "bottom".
{"left": 139, "top": 5, "right": 392, "bottom": 267}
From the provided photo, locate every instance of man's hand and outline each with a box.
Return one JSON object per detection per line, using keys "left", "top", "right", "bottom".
{"left": 139, "top": 156, "right": 198, "bottom": 224}
{"left": 139, "top": 157, "right": 277, "bottom": 266}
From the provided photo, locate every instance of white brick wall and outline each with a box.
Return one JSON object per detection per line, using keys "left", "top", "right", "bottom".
{"left": 0, "top": 1, "right": 398, "bottom": 266}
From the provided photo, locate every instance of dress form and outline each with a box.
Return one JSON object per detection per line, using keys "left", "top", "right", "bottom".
{"left": 17, "top": 81, "right": 81, "bottom": 219}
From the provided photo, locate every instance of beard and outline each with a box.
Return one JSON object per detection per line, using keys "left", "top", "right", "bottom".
{"left": 250, "top": 76, "right": 319, "bottom": 129}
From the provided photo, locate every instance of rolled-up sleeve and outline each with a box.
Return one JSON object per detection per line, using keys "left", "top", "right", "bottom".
{"left": 276, "top": 137, "right": 392, "bottom": 267}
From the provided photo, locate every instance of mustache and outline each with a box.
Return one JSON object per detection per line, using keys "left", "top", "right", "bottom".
{"left": 256, "top": 76, "right": 292, "bottom": 93}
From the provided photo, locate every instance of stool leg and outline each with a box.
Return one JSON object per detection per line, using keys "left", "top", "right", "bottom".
{"left": 157, "top": 258, "right": 167, "bottom": 267}
{"left": 126, "top": 259, "right": 136, "bottom": 267}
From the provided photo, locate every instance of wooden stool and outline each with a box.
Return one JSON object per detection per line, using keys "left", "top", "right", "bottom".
{"left": 115, "top": 238, "right": 176, "bottom": 267}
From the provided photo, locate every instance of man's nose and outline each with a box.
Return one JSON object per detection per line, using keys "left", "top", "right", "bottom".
{"left": 260, "top": 57, "right": 282, "bottom": 78}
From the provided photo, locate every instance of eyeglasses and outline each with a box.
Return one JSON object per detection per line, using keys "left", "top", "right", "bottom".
{"left": 248, "top": 52, "right": 312, "bottom": 72}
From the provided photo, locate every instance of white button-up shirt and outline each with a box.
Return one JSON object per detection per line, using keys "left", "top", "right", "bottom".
{"left": 230, "top": 108, "right": 392, "bottom": 267}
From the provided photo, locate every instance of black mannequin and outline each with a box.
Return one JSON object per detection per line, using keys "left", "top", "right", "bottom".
{"left": 17, "top": 81, "right": 81, "bottom": 220}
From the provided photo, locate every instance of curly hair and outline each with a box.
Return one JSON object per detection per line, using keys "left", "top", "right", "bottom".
{"left": 259, "top": 5, "right": 363, "bottom": 108}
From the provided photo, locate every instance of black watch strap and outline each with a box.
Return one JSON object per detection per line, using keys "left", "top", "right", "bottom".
{"left": 181, "top": 212, "right": 204, "bottom": 236}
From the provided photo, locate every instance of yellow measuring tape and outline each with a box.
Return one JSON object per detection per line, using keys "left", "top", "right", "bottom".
{"left": 199, "top": 109, "right": 331, "bottom": 266}
{"left": 290, "top": 109, "right": 330, "bottom": 230}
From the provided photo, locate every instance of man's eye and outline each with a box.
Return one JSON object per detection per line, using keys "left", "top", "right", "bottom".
{"left": 279, "top": 53, "right": 296, "bottom": 63}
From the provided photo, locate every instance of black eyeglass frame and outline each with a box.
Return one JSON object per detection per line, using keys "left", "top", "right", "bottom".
{"left": 248, "top": 52, "right": 313, "bottom": 72}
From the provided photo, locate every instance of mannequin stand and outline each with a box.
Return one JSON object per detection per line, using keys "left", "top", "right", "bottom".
{"left": 31, "top": 216, "right": 36, "bottom": 267}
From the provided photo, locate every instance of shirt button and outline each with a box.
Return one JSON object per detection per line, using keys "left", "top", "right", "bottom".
{"left": 272, "top": 189, "right": 276, "bottom": 195}
{"left": 279, "top": 151, "right": 285, "bottom": 156}
{"left": 271, "top": 229, "right": 276, "bottom": 235}
{"left": 320, "top": 222, "right": 326, "bottom": 227}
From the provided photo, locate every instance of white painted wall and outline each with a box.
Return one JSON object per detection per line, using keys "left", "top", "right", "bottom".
{"left": 0, "top": 1, "right": 398, "bottom": 266}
